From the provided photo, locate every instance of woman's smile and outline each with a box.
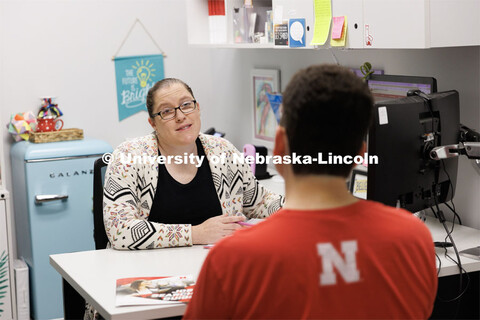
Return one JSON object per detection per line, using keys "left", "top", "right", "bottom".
{"left": 176, "top": 124, "right": 192, "bottom": 131}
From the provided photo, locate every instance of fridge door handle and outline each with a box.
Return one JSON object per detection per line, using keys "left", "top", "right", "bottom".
{"left": 35, "top": 194, "right": 69, "bottom": 203}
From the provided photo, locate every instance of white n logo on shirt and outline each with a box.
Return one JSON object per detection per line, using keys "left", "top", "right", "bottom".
{"left": 317, "top": 240, "right": 360, "bottom": 286}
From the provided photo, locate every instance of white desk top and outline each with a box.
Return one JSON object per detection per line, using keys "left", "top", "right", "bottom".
{"left": 50, "top": 216, "right": 480, "bottom": 319}
{"left": 50, "top": 246, "right": 209, "bottom": 320}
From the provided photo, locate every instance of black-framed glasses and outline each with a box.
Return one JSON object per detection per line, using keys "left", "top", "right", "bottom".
{"left": 152, "top": 100, "right": 197, "bottom": 120}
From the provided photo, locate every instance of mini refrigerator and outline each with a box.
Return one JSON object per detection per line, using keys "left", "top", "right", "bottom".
{"left": 11, "top": 138, "right": 112, "bottom": 320}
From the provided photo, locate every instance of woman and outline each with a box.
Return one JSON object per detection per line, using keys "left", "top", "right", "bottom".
{"left": 103, "top": 78, "right": 284, "bottom": 249}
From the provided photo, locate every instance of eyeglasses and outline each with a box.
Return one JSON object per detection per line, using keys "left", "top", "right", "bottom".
{"left": 152, "top": 100, "right": 197, "bottom": 120}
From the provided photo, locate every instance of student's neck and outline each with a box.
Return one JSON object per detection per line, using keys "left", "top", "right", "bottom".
{"left": 282, "top": 174, "right": 358, "bottom": 210}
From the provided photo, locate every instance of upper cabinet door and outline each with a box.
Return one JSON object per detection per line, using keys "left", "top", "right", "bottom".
{"left": 430, "top": 0, "right": 480, "bottom": 48}
{"left": 273, "top": 0, "right": 315, "bottom": 48}
{"left": 331, "top": 0, "right": 364, "bottom": 49}
{"left": 363, "top": 0, "right": 429, "bottom": 49}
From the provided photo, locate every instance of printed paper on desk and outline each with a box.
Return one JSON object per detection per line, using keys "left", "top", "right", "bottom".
{"left": 310, "top": 0, "right": 332, "bottom": 45}
{"left": 115, "top": 275, "right": 195, "bottom": 307}
{"left": 331, "top": 16, "right": 347, "bottom": 47}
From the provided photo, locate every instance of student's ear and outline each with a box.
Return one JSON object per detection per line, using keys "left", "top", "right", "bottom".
{"left": 353, "top": 142, "right": 367, "bottom": 168}
{"left": 273, "top": 126, "right": 288, "bottom": 157}
{"left": 274, "top": 126, "right": 290, "bottom": 177}
{"left": 358, "top": 141, "right": 367, "bottom": 157}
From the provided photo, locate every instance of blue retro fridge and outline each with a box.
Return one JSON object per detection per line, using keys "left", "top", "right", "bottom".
{"left": 11, "top": 138, "right": 112, "bottom": 320}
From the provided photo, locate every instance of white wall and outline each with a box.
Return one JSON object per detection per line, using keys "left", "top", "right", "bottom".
{"left": 1, "top": 0, "right": 479, "bottom": 244}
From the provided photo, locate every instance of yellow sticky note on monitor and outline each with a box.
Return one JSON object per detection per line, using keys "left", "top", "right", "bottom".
{"left": 310, "top": 0, "right": 332, "bottom": 45}
{"left": 331, "top": 16, "right": 347, "bottom": 47}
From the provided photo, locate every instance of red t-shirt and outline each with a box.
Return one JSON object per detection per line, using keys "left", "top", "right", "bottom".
{"left": 184, "top": 200, "right": 438, "bottom": 319}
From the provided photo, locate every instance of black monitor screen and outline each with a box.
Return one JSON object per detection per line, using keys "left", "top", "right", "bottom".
{"left": 366, "top": 90, "right": 459, "bottom": 212}
{"left": 367, "top": 74, "right": 437, "bottom": 103}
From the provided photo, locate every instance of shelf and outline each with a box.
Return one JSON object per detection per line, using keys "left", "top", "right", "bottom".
{"left": 189, "top": 42, "right": 323, "bottom": 49}
{"left": 187, "top": 0, "right": 480, "bottom": 50}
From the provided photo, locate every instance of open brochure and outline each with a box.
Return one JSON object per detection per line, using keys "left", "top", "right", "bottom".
{"left": 115, "top": 275, "right": 195, "bottom": 307}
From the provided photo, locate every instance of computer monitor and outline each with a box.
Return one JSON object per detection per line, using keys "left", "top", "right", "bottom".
{"left": 367, "top": 74, "right": 437, "bottom": 103}
{"left": 366, "top": 90, "right": 459, "bottom": 213}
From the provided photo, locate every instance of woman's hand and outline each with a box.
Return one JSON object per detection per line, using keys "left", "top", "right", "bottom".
{"left": 192, "top": 215, "right": 246, "bottom": 245}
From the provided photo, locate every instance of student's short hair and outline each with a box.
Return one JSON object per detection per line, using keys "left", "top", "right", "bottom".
{"left": 146, "top": 78, "right": 195, "bottom": 118}
{"left": 280, "top": 64, "right": 374, "bottom": 177}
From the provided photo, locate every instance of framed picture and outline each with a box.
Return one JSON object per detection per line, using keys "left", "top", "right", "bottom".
{"left": 251, "top": 69, "right": 281, "bottom": 148}
{"left": 349, "top": 169, "right": 368, "bottom": 199}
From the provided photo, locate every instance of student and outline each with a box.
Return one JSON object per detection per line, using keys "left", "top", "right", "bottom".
{"left": 184, "top": 64, "right": 438, "bottom": 319}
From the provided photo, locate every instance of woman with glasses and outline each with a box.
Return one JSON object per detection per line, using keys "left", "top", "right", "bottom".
{"left": 103, "top": 78, "right": 284, "bottom": 250}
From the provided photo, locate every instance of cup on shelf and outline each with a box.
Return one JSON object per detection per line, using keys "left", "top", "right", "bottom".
{"left": 36, "top": 117, "right": 64, "bottom": 132}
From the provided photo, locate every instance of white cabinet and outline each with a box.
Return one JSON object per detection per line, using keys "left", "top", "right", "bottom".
{"left": 362, "top": 0, "right": 429, "bottom": 48}
{"left": 186, "top": 0, "right": 480, "bottom": 49}
{"left": 331, "top": 0, "right": 363, "bottom": 48}
{"left": 361, "top": 0, "right": 480, "bottom": 48}
{"left": 0, "top": 191, "right": 14, "bottom": 320}
{"left": 429, "top": 0, "right": 480, "bottom": 48}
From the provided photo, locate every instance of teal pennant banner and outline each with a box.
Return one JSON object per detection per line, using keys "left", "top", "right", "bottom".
{"left": 114, "top": 54, "right": 165, "bottom": 121}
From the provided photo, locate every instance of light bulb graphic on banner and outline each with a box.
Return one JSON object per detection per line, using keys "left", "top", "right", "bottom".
{"left": 136, "top": 66, "right": 150, "bottom": 87}
{"left": 133, "top": 60, "right": 156, "bottom": 88}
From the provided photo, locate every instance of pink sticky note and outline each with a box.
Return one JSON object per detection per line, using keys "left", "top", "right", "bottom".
{"left": 332, "top": 16, "right": 345, "bottom": 40}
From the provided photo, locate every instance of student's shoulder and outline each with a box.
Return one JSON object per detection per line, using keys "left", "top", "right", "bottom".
{"left": 362, "top": 200, "right": 432, "bottom": 237}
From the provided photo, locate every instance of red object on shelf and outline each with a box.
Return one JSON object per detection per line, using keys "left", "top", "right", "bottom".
{"left": 208, "top": 0, "right": 225, "bottom": 16}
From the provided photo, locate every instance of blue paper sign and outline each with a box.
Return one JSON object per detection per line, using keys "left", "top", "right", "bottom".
{"left": 289, "top": 19, "right": 306, "bottom": 48}
{"left": 114, "top": 54, "right": 165, "bottom": 121}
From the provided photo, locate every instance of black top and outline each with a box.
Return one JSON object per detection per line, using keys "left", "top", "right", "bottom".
{"left": 148, "top": 138, "right": 222, "bottom": 225}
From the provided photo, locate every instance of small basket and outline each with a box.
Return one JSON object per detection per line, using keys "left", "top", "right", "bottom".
{"left": 29, "top": 128, "right": 84, "bottom": 143}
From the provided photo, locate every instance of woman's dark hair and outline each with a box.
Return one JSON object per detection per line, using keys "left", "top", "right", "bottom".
{"left": 281, "top": 64, "right": 374, "bottom": 177}
{"left": 146, "top": 78, "right": 195, "bottom": 118}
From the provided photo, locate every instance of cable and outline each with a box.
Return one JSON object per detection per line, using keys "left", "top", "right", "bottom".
{"left": 430, "top": 207, "right": 439, "bottom": 219}
{"left": 441, "top": 246, "right": 470, "bottom": 300}
{"left": 411, "top": 90, "right": 470, "bottom": 311}
{"left": 444, "top": 202, "right": 462, "bottom": 225}
{"left": 441, "top": 159, "right": 462, "bottom": 225}
{"left": 435, "top": 252, "right": 442, "bottom": 277}
{"left": 432, "top": 201, "right": 469, "bottom": 307}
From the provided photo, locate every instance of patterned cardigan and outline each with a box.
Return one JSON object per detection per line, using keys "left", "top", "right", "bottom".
{"left": 103, "top": 133, "right": 284, "bottom": 250}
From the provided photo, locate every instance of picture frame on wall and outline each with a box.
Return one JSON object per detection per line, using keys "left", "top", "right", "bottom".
{"left": 251, "top": 68, "right": 281, "bottom": 148}
{"left": 349, "top": 169, "right": 368, "bottom": 199}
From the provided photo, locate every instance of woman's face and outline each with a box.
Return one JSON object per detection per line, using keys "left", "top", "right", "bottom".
{"left": 148, "top": 83, "right": 201, "bottom": 148}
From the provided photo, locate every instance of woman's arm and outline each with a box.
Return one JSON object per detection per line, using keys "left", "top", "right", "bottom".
{"left": 241, "top": 164, "right": 284, "bottom": 219}
{"left": 212, "top": 137, "right": 283, "bottom": 219}
{"left": 103, "top": 141, "right": 192, "bottom": 250}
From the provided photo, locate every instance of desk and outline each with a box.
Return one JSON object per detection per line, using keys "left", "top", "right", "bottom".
{"left": 427, "top": 216, "right": 480, "bottom": 277}
{"left": 50, "top": 246, "right": 208, "bottom": 320}
{"left": 50, "top": 217, "right": 480, "bottom": 320}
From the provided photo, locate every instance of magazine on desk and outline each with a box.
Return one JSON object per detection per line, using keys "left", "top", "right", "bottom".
{"left": 115, "top": 275, "right": 195, "bottom": 307}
